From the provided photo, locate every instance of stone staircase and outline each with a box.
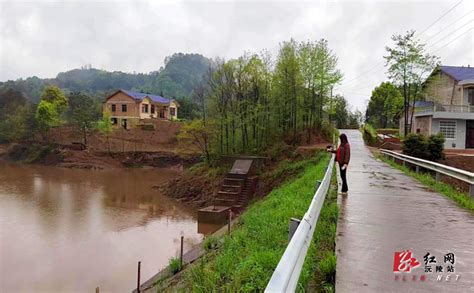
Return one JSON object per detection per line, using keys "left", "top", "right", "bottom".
{"left": 212, "top": 161, "right": 259, "bottom": 212}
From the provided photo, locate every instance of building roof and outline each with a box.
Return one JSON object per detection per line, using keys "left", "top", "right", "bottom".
{"left": 121, "top": 90, "right": 171, "bottom": 104}
{"left": 440, "top": 65, "right": 474, "bottom": 82}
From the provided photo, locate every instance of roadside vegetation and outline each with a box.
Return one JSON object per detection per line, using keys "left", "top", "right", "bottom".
{"left": 378, "top": 154, "right": 474, "bottom": 213}
{"left": 158, "top": 152, "right": 338, "bottom": 292}
{"left": 361, "top": 123, "right": 380, "bottom": 146}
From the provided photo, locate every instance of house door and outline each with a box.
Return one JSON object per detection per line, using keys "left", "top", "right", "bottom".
{"left": 466, "top": 121, "right": 474, "bottom": 148}
{"left": 122, "top": 119, "right": 128, "bottom": 130}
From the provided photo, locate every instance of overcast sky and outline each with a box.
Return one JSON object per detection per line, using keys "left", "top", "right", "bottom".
{"left": 0, "top": 0, "right": 473, "bottom": 111}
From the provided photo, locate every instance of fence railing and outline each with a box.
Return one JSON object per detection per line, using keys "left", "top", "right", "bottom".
{"left": 265, "top": 154, "right": 335, "bottom": 292}
{"left": 380, "top": 149, "right": 474, "bottom": 197}
{"left": 415, "top": 104, "right": 474, "bottom": 114}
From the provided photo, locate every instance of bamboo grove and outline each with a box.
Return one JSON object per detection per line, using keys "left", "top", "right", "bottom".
{"left": 181, "top": 39, "right": 345, "bottom": 159}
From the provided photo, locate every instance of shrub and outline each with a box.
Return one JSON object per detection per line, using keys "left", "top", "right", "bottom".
{"left": 362, "top": 123, "right": 379, "bottom": 145}
{"left": 403, "top": 133, "right": 444, "bottom": 162}
{"left": 168, "top": 257, "right": 182, "bottom": 275}
{"left": 402, "top": 133, "right": 428, "bottom": 158}
{"left": 321, "top": 121, "right": 339, "bottom": 142}
{"left": 427, "top": 133, "right": 445, "bottom": 161}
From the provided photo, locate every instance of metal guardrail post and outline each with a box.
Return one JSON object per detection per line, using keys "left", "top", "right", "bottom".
{"left": 288, "top": 218, "right": 301, "bottom": 241}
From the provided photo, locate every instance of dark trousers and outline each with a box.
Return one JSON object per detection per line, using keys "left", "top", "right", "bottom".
{"left": 339, "top": 164, "right": 348, "bottom": 192}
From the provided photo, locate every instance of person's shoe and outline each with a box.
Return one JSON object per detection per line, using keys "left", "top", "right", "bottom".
{"left": 341, "top": 192, "right": 348, "bottom": 196}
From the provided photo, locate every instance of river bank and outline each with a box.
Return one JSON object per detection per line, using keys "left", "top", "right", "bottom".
{"left": 0, "top": 142, "right": 199, "bottom": 170}
{"left": 140, "top": 151, "right": 338, "bottom": 292}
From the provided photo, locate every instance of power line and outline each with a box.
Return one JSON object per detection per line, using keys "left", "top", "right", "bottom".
{"left": 423, "top": 10, "right": 473, "bottom": 43}
{"left": 416, "top": 0, "right": 464, "bottom": 37}
{"left": 424, "top": 19, "right": 473, "bottom": 49}
{"left": 431, "top": 27, "right": 473, "bottom": 54}
{"left": 338, "top": 0, "right": 466, "bottom": 88}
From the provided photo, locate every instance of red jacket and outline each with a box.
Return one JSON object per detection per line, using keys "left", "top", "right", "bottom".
{"left": 336, "top": 143, "right": 351, "bottom": 166}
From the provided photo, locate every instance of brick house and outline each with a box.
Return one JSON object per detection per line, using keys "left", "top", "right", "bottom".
{"left": 104, "top": 90, "right": 179, "bottom": 129}
{"left": 401, "top": 65, "right": 474, "bottom": 149}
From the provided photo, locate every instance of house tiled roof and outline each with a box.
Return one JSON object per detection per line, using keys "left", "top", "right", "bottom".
{"left": 121, "top": 90, "right": 171, "bottom": 104}
{"left": 440, "top": 65, "right": 474, "bottom": 81}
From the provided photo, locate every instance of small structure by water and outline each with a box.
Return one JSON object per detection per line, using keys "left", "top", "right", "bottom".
{"left": 198, "top": 159, "right": 259, "bottom": 232}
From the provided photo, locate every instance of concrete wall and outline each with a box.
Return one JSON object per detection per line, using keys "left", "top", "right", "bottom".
{"left": 424, "top": 72, "right": 463, "bottom": 105}
{"left": 105, "top": 92, "right": 139, "bottom": 118}
{"left": 169, "top": 101, "right": 178, "bottom": 120}
{"left": 431, "top": 118, "right": 466, "bottom": 149}
{"left": 139, "top": 98, "right": 153, "bottom": 119}
{"left": 414, "top": 116, "right": 431, "bottom": 136}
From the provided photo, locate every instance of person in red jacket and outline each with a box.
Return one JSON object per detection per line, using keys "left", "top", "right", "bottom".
{"left": 328, "top": 133, "right": 351, "bottom": 195}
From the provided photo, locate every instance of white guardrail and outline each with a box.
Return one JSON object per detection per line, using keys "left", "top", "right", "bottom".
{"left": 380, "top": 149, "right": 474, "bottom": 197}
{"left": 265, "top": 154, "right": 335, "bottom": 292}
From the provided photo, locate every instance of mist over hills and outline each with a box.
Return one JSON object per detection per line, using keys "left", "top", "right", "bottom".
{"left": 0, "top": 53, "right": 212, "bottom": 103}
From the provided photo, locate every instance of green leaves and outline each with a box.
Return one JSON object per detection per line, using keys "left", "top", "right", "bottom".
{"left": 367, "top": 82, "right": 403, "bottom": 128}
{"left": 384, "top": 30, "right": 440, "bottom": 135}
{"left": 35, "top": 86, "right": 68, "bottom": 137}
{"left": 97, "top": 110, "right": 112, "bottom": 135}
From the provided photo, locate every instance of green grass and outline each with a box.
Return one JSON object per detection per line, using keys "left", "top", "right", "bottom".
{"left": 169, "top": 257, "right": 183, "bottom": 275}
{"left": 304, "top": 167, "right": 339, "bottom": 292}
{"left": 179, "top": 152, "right": 333, "bottom": 292}
{"left": 378, "top": 155, "right": 474, "bottom": 213}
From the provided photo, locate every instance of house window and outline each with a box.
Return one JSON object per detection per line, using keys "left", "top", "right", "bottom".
{"left": 122, "top": 104, "right": 127, "bottom": 112}
{"left": 142, "top": 104, "right": 149, "bottom": 113}
{"left": 111, "top": 104, "right": 116, "bottom": 112}
{"left": 111, "top": 118, "right": 117, "bottom": 125}
{"left": 170, "top": 107, "right": 176, "bottom": 117}
{"left": 439, "top": 120, "right": 456, "bottom": 140}
{"left": 468, "top": 88, "right": 474, "bottom": 105}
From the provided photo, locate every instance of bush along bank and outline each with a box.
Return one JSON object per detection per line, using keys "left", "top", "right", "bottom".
{"left": 160, "top": 151, "right": 336, "bottom": 291}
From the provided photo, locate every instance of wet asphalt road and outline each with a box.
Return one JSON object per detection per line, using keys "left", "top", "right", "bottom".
{"left": 335, "top": 130, "right": 474, "bottom": 293}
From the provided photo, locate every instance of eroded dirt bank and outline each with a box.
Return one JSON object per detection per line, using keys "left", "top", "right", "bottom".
{"left": 0, "top": 143, "right": 198, "bottom": 170}
{"left": 156, "top": 147, "right": 327, "bottom": 208}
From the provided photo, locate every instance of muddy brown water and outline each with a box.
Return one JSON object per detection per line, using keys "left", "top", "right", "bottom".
{"left": 0, "top": 163, "right": 203, "bottom": 292}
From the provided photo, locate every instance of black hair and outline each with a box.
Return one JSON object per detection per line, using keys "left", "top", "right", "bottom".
{"left": 340, "top": 133, "right": 348, "bottom": 145}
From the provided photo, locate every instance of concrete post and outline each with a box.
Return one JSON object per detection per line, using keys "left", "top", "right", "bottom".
{"left": 435, "top": 172, "right": 440, "bottom": 182}
{"left": 470, "top": 184, "right": 474, "bottom": 198}
{"left": 415, "top": 166, "right": 420, "bottom": 173}
{"left": 288, "top": 218, "right": 301, "bottom": 241}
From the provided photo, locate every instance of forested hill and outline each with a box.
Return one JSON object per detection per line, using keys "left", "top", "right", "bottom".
{"left": 0, "top": 53, "right": 211, "bottom": 103}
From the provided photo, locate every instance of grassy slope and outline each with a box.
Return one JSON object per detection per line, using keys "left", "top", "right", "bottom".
{"left": 304, "top": 167, "right": 338, "bottom": 292}
{"left": 171, "top": 152, "right": 334, "bottom": 292}
{"left": 378, "top": 155, "right": 474, "bottom": 213}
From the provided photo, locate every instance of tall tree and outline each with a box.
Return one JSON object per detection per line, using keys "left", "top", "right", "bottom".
{"left": 273, "top": 40, "right": 302, "bottom": 142}
{"left": 67, "top": 92, "right": 100, "bottom": 146}
{"left": 35, "top": 86, "right": 68, "bottom": 140}
{"left": 366, "top": 82, "right": 403, "bottom": 128}
{"left": 384, "top": 30, "right": 439, "bottom": 135}
{"left": 97, "top": 110, "right": 113, "bottom": 154}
